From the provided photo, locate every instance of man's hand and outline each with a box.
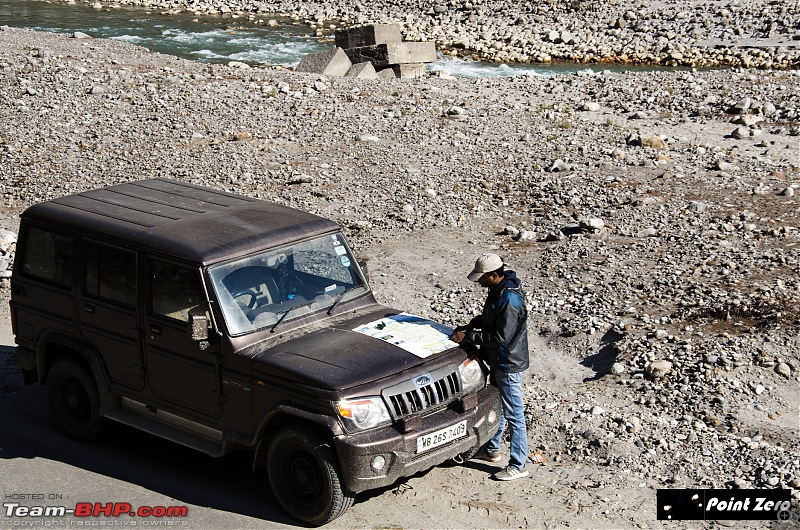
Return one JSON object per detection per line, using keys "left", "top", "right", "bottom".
{"left": 450, "top": 330, "right": 466, "bottom": 343}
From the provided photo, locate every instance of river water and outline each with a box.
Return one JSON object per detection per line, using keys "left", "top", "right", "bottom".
{"left": 0, "top": 0, "right": 678, "bottom": 77}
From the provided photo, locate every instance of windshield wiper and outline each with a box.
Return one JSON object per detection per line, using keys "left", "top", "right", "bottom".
{"left": 327, "top": 289, "right": 350, "bottom": 316}
{"left": 270, "top": 305, "right": 296, "bottom": 334}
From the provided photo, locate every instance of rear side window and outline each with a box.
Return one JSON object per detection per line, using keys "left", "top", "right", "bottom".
{"left": 21, "top": 226, "right": 73, "bottom": 287}
{"left": 85, "top": 241, "right": 137, "bottom": 306}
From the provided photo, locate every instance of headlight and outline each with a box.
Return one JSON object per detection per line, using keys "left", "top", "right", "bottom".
{"left": 335, "top": 397, "right": 392, "bottom": 432}
{"left": 458, "top": 358, "right": 485, "bottom": 393}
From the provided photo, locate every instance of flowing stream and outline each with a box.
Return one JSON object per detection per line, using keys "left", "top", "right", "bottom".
{"left": 0, "top": 0, "right": 683, "bottom": 77}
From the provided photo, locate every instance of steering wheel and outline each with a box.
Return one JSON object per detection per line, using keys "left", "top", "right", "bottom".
{"left": 231, "top": 289, "right": 259, "bottom": 309}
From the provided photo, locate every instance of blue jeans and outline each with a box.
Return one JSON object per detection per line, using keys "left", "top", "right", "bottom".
{"left": 485, "top": 369, "right": 528, "bottom": 470}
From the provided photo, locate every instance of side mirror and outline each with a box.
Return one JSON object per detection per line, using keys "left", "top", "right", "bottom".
{"left": 188, "top": 309, "right": 209, "bottom": 341}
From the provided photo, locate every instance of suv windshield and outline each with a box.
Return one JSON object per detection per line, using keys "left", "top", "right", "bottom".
{"left": 208, "top": 232, "right": 367, "bottom": 336}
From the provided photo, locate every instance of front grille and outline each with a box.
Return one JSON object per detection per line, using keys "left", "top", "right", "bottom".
{"left": 384, "top": 368, "right": 461, "bottom": 419}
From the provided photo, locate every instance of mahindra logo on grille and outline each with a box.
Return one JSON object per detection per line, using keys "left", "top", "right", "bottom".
{"left": 414, "top": 374, "right": 432, "bottom": 387}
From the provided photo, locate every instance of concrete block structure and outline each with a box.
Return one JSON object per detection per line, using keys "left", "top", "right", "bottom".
{"left": 335, "top": 24, "right": 402, "bottom": 49}
{"left": 345, "top": 62, "right": 379, "bottom": 78}
{"left": 344, "top": 42, "right": 437, "bottom": 67}
{"left": 377, "top": 63, "right": 427, "bottom": 79}
{"left": 297, "top": 25, "right": 437, "bottom": 79}
{"left": 295, "top": 47, "right": 352, "bottom": 76}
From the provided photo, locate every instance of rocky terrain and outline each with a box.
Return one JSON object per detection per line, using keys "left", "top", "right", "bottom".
{"left": 0, "top": 19, "right": 799, "bottom": 529}
{"left": 65, "top": 0, "right": 800, "bottom": 68}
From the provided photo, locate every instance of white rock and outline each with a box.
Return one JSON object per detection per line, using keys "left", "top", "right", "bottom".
{"left": 731, "top": 127, "right": 750, "bottom": 139}
{"left": 580, "top": 218, "right": 605, "bottom": 230}
{"left": 646, "top": 360, "right": 673, "bottom": 379}
{"left": 775, "top": 363, "right": 792, "bottom": 378}
{"left": 0, "top": 230, "right": 16, "bottom": 247}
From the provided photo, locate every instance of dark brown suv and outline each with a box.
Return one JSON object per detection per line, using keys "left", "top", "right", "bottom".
{"left": 9, "top": 179, "right": 500, "bottom": 525}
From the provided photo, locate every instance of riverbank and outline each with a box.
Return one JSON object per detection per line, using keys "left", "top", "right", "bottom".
{"left": 1, "top": 24, "right": 799, "bottom": 528}
{"left": 50, "top": 0, "right": 800, "bottom": 68}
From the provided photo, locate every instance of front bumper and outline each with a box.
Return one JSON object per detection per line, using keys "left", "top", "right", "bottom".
{"left": 334, "top": 384, "right": 501, "bottom": 493}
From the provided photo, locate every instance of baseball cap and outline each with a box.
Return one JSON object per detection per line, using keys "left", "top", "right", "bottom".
{"left": 467, "top": 253, "right": 503, "bottom": 282}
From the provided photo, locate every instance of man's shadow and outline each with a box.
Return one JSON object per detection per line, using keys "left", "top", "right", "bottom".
{"left": 580, "top": 329, "right": 624, "bottom": 382}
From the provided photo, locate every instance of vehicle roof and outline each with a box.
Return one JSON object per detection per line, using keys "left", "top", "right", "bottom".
{"left": 20, "top": 179, "right": 340, "bottom": 265}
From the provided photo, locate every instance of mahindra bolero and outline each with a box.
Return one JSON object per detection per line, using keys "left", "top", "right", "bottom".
{"left": 9, "top": 179, "right": 500, "bottom": 525}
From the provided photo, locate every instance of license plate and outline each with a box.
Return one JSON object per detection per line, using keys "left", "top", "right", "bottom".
{"left": 416, "top": 420, "right": 467, "bottom": 454}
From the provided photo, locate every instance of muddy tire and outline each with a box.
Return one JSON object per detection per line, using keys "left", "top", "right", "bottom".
{"left": 46, "top": 358, "right": 106, "bottom": 442}
{"left": 266, "top": 425, "right": 354, "bottom": 526}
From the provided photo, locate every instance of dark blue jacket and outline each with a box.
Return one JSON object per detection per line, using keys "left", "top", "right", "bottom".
{"left": 463, "top": 270, "right": 529, "bottom": 373}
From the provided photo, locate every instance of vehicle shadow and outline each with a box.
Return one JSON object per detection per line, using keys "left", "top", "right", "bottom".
{"left": 0, "top": 346, "right": 419, "bottom": 527}
{"left": 0, "top": 349, "right": 292, "bottom": 526}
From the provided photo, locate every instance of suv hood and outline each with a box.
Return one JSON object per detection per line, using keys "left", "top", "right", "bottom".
{"left": 250, "top": 313, "right": 459, "bottom": 390}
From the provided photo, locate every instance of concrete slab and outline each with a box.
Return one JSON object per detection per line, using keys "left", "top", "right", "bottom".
{"left": 295, "top": 47, "right": 352, "bottom": 76}
{"left": 345, "top": 42, "right": 437, "bottom": 66}
{"left": 335, "top": 24, "right": 402, "bottom": 49}
{"left": 345, "top": 61, "right": 379, "bottom": 79}
{"left": 378, "top": 63, "right": 428, "bottom": 79}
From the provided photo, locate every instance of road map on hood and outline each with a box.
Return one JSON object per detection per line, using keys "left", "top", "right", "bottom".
{"left": 352, "top": 313, "right": 458, "bottom": 358}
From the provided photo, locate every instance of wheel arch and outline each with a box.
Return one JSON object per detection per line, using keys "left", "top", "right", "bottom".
{"left": 36, "top": 332, "right": 115, "bottom": 412}
{"left": 252, "top": 406, "right": 341, "bottom": 471}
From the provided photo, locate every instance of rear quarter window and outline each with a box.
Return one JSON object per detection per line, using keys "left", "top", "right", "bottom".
{"left": 20, "top": 225, "right": 73, "bottom": 287}
{"left": 85, "top": 241, "right": 137, "bottom": 306}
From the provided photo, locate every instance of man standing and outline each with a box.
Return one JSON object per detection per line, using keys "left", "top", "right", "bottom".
{"left": 450, "top": 253, "right": 530, "bottom": 481}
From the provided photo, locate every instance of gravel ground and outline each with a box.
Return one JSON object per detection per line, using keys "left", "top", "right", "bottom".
{"left": 0, "top": 23, "right": 799, "bottom": 529}
{"left": 50, "top": 0, "right": 800, "bottom": 68}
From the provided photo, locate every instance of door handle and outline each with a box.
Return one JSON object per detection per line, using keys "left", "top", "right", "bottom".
{"left": 84, "top": 304, "right": 96, "bottom": 314}
{"left": 150, "top": 325, "right": 162, "bottom": 336}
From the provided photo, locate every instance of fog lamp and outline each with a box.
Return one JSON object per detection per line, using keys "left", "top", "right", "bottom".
{"left": 488, "top": 410, "right": 498, "bottom": 424}
{"left": 371, "top": 455, "right": 386, "bottom": 472}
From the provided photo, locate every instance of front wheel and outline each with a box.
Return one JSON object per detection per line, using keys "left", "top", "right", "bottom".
{"left": 454, "top": 444, "right": 480, "bottom": 463}
{"left": 46, "top": 358, "right": 106, "bottom": 442}
{"left": 266, "top": 425, "right": 354, "bottom": 526}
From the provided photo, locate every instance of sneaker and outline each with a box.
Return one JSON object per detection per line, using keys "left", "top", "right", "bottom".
{"left": 493, "top": 466, "right": 529, "bottom": 481}
{"left": 471, "top": 448, "right": 501, "bottom": 463}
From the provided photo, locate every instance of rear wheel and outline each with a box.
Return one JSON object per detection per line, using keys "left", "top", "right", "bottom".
{"left": 46, "top": 358, "right": 106, "bottom": 442}
{"left": 266, "top": 425, "right": 354, "bottom": 526}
